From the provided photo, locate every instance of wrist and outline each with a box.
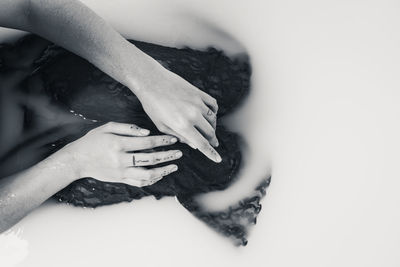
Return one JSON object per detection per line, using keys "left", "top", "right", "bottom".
{"left": 43, "top": 149, "right": 81, "bottom": 185}
{"left": 123, "top": 48, "right": 165, "bottom": 98}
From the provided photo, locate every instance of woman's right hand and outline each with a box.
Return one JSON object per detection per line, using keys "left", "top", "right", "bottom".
{"left": 129, "top": 60, "right": 221, "bottom": 163}
{"left": 62, "top": 122, "right": 182, "bottom": 187}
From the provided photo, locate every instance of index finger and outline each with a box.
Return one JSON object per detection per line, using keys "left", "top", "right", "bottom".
{"left": 181, "top": 127, "right": 222, "bottom": 163}
{"left": 119, "top": 135, "right": 178, "bottom": 151}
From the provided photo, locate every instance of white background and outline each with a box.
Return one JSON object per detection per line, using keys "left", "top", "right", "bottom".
{"left": 0, "top": 0, "right": 399, "bottom": 266}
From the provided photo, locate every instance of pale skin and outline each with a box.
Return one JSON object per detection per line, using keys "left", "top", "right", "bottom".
{"left": 0, "top": 0, "right": 221, "bottom": 232}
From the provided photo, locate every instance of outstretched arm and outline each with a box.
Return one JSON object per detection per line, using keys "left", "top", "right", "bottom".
{"left": 0, "top": 122, "right": 181, "bottom": 233}
{"left": 0, "top": 150, "right": 77, "bottom": 232}
{"left": 0, "top": 0, "right": 221, "bottom": 162}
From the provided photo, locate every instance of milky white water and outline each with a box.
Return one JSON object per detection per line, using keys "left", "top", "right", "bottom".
{"left": 1, "top": 0, "right": 400, "bottom": 266}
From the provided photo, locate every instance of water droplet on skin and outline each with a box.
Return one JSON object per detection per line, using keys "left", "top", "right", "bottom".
{"left": 69, "top": 109, "right": 98, "bottom": 122}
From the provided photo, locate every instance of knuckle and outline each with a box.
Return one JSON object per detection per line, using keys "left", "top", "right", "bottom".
{"left": 205, "top": 128, "right": 215, "bottom": 137}
{"left": 148, "top": 137, "right": 158, "bottom": 147}
{"left": 173, "top": 117, "right": 190, "bottom": 130}
{"left": 149, "top": 170, "right": 159, "bottom": 179}
{"left": 142, "top": 138, "right": 153, "bottom": 148}
{"left": 159, "top": 153, "right": 168, "bottom": 163}
{"left": 210, "top": 129, "right": 217, "bottom": 137}
{"left": 161, "top": 152, "right": 173, "bottom": 162}
{"left": 194, "top": 97, "right": 204, "bottom": 106}
{"left": 187, "top": 108, "right": 199, "bottom": 121}
{"left": 209, "top": 96, "right": 217, "bottom": 104}
{"left": 104, "top": 121, "right": 115, "bottom": 129}
{"left": 149, "top": 154, "right": 157, "bottom": 164}
{"left": 109, "top": 138, "right": 121, "bottom": 151}
{"left": 110, "top": 154, "right": 121, "bottom": 168}
{"left": 182, "top": 121, "right": 193, "bottom": 130}
{"left": 198, "top": 142, "right": 209, "bottom": 151}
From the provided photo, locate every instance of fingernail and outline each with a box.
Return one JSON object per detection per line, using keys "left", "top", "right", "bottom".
{"left": 171, "top": 137, "right": 178, "bottom": 143}
{"left": 175, "top": 151, "right": 183, "bottom": 158}
{"left": 215, "top": 152, "right": 222, "bottom": 163}
{"left": 215, "top": 139, "right": 219, "bottom": 147}
{"left": 171, "top": 165, "right": 178, "bottom": 172}
{"left": 140, "top": 128, "right": 150, "bottom": 135}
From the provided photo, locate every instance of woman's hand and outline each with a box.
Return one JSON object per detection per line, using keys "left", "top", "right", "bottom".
{"left": 63, "top": 122, "right": 182, "bottom": 187}
{"left": 132, "top": 63, "right": 222, "bottom": 163}
{"left": 0, "top": 121, "right": 181, "bottom": 233}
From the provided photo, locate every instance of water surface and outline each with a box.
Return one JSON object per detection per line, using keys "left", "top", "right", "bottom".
{"left": 1, "top": 0, "right": 400, "bottom": 266}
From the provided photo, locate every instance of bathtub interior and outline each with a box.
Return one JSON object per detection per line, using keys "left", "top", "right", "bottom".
{"left": 1, "top": 0, "right": 400, "bottom": 267}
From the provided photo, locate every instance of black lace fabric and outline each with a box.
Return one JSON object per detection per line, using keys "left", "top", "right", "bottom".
{"left": 0, "top": 35, "right": 271, "bottom": 246}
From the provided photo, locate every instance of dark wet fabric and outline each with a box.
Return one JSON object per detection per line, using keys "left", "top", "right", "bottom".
{"left": 0, "top": 35, "right": 270, "bottom": 246}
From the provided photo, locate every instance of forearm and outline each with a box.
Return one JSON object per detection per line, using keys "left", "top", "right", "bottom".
{"left": 0, "top": 0, "right": 220, "bottom": 161}
{"left": 0, "top": 150, "right": 78, "bottom": 233}
{"left": 2, "top": 0, "right": 157, "bottom": 94}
